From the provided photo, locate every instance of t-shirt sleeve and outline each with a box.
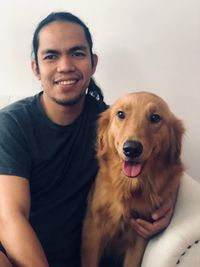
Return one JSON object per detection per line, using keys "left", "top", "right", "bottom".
{"left": 0, "top": 112, "right": 31, "bottom": 179}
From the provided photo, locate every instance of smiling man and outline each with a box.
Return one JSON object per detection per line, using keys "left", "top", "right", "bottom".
{"left": 0, "top": 12, "right": 105, "bottom": 267}
{"left": 32, "top": 21, "right": 98, "bottom": 125}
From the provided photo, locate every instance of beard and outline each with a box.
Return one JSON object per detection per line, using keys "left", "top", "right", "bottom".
{"left": 51, "top": 91, "right": 86, "bottom": 107}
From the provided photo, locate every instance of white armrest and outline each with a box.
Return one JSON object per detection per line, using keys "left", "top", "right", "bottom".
{"left": 141, "top": 173, "right": 200, "bottom": 267}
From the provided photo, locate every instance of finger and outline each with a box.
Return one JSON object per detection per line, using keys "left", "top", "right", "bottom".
{"left": 129, "top": 218, "right": 162, "bottom": 238}
{"left": 152, "top": 199, "right": 173, "bottom": 220}
{"left": 130, "top": 209, "right": 172, "bottom": 239}
{"left": 133, "top": 228, "right": 150, "bottom": 239}
{"left": 150, "top": 210, "right": 172, "bottom": 232}
{"left": 129, "top": 219, "right": 151, "bottom": 239}
{"left": 134, "top": 219, "right": 159, "bottom": 235}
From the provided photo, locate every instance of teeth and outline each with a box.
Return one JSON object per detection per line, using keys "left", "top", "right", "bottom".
{"left": 58, "top": 80, "right": 76, "bottom": 85}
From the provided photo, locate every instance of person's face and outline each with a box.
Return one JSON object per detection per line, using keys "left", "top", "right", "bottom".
{"left": 32, "top": 21, "right": 97, "bottom": 106}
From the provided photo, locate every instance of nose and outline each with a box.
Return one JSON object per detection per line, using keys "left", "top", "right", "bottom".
{"left": 57, "top": 56, "right": 75, "bottom": 72}
{"left": 123, "top": 140, "right": 143, "bottom": 158}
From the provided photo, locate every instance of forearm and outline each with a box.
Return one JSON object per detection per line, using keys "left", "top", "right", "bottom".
{"left": 0, "top": 214, "right": 49, "bottom": 267}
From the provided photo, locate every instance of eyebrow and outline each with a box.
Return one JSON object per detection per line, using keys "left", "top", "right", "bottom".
{"left": 41, "top": 49, "right": 59, "bottom": 55}
{"left": 41, "top": 45, "right": 88, "bottom": 55}
{"left": 69, "top": 45, "right": 88, "bottom": 53}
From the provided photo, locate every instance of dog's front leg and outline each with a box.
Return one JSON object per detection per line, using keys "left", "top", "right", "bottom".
{"left": 123, "top": 236, "right": 147, "bottom": 267}
{"left": 81, "top": 215, "right": 105, "bottom": 267}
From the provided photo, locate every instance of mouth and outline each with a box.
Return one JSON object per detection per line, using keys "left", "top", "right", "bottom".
{"left": 122, "top": 160, "right": 143, "bottom": 178}
{"left": 55, "top": 79, "right": 78, "bottom": 86}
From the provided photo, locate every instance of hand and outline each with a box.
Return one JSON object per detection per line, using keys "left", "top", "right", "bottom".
{"left": 129, "top": 191, "right": 178, "bottom": 239}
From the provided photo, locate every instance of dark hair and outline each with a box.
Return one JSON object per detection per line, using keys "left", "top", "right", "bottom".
{"left": 32, "top": 12, "right": 103, "bottom": 101}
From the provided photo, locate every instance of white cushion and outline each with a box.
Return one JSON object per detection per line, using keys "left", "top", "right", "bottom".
{"left": 142, "top": 173, "right": 200, "bottom": 267}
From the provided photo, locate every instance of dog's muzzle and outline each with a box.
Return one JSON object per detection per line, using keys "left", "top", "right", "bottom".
{"left": 123, "top": 140, "right": 143, "bottom": 159}
{"left": 122, "top": 140, "right": 144, "bottom": 178}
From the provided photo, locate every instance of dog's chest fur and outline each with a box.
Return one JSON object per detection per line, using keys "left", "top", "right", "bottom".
{"left": 93, "top": 175, "right": 155, "bottom": 241}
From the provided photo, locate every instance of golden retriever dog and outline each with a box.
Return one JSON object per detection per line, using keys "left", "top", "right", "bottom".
{"left": 82, "top": 91, "right": 185, "bottom": 267}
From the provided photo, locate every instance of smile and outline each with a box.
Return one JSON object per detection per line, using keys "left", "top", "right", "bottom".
{"left": 56, "top": 80, "right": 77, "bottom": 85}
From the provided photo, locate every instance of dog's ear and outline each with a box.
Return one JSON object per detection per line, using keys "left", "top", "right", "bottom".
{"left": 169, "top": 117, "right": 185, "bottom": 162}
{"left": 96, "top": 109, "right": 110, "bottom": 158}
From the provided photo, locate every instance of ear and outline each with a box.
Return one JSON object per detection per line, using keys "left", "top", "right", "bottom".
{"left": 169, "top": 118, "right": 185, "bottom": 162}
{"left": 31, "top": 60, "right": 41, "bottom": 80}
{"left": 96, "top": 108, "right": 110, "bottom": 159}
{"left": 91, "top": 54, "right": 98, "bottom": 75}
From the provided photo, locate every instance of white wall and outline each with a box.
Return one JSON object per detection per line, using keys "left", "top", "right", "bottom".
{"left": 0, "top": 0, "right": 199, "bottom": 181}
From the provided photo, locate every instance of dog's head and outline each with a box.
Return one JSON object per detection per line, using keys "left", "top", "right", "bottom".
{"left": 97, "top": 91, "right": 185, "bottom": 179}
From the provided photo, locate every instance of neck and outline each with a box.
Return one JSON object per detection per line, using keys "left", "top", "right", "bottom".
{"left": 40, "top": 93, "right": 85, "bottom": 126}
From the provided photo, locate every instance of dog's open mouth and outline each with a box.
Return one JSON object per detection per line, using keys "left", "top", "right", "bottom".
{"left": 122, "top": 161, "right": 143, "bottom": 178}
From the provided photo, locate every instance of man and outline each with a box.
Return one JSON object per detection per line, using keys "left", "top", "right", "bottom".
{"left": 0, "top": 12, "right": 176, "bottom": 267}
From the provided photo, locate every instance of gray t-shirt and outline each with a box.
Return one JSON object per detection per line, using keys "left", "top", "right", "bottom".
{"left": 0, "top": 92, "right": 107, "bottom": 267}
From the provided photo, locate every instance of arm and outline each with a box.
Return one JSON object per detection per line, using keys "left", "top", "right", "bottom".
{"left": 0, "top": 175, "right": 49, "bottom": 267}
{"left": 130, "top": 184, "right": 179, "bottom": 239}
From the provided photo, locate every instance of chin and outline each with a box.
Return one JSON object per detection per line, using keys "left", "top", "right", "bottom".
{"left": 52, "top": 93, "right": 85, "bottom": 107}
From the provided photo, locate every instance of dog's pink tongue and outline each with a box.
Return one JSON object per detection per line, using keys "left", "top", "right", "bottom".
{"left": 123, "top": 162, "right": 142, "bottom": 178}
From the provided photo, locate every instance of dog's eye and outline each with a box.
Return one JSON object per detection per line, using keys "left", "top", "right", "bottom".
{"left": 150, "top": 113, "right": 161, "bottom": 123}
{"left": 117, "top": 111, "right": 126, "bottom": 119}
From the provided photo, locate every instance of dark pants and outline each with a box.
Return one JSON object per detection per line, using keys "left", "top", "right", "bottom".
{"left": 0, "top": 245, "right": 123, "bottom": 267}
{"left": 100, "top": 254, "right": 123, "bottom": 267}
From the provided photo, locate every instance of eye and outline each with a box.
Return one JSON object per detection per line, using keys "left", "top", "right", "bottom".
{"left": 117, "top": 111, "right": 126, "bottom": 119}
{"left": 72, "top": 51, "right": 86, "bottom": 58}
{"left": 44, "top": 54, "right": 57, "bottom": 60}
{"left": 149, "top": 113, "right": 161, "bottom": 123}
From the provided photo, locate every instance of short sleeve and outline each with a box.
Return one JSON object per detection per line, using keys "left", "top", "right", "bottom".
{"left": 0, "top": 111, "right": 31, "bottom": 179}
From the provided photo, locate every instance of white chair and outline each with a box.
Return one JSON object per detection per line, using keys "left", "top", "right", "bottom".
{"left": 142, "top": 173, "right": 200, "bottom": 267}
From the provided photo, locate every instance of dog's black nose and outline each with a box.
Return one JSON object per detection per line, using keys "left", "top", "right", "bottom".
{"left": 123, "top": 140, "right": 143, "bottom": 158}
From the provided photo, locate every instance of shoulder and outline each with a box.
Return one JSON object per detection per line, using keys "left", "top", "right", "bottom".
{"left": 0, "top": 94, "right": 39, "bottom": 124}
{"left": 0, "top": 94, "right": 38, "bottom": 113}
{"left": 0, "top": 94, "right": 42, "bottom": 138}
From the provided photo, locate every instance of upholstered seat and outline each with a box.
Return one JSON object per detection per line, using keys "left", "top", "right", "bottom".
{"left": 142, "top": 173, "right": 200, "bottom": 267}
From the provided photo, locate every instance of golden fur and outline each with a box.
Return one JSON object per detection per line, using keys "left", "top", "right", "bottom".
{"left": 82, "top": 92, "right": 185, "bottom": 267}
